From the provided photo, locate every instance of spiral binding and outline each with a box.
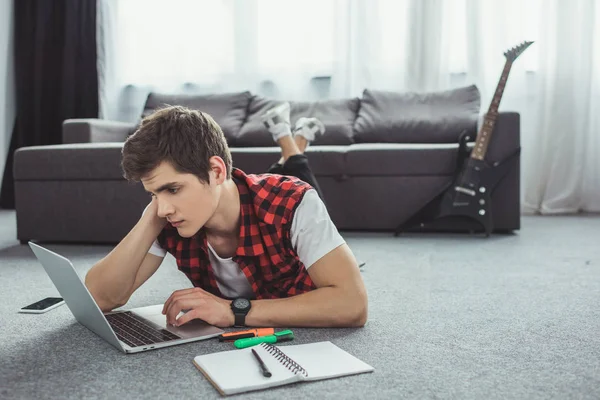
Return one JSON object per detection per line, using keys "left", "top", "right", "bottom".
{"left": 260, "top": 342, "right": 308, "bottom": 378}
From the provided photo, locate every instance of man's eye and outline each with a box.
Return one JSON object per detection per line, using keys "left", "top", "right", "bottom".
{"left": 168, "top": 188, "right": 178, "bottom": 194}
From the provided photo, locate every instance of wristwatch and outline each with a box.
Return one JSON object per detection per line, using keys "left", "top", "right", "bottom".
{"left": 230, "top": 298, "right": 251, "bottom": 327}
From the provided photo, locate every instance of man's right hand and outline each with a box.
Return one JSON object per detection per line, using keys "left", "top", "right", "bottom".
{"left": 142, "top": 197, "right": 167, "bottom": 231}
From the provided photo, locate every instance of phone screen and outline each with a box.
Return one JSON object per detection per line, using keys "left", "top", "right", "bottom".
{"left": 22, "top": 297, "right": 64, "bottom": 310}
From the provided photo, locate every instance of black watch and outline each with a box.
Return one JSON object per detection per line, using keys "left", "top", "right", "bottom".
{"left": 230, "top": 298, "right": 251, "bottom": 327}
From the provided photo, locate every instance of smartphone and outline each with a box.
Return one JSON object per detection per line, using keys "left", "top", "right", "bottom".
{"left": 19, "top": 297, "right": 65, "bottom": 314}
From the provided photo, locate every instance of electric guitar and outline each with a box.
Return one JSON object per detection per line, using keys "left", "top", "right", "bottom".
{"left": 396, "top": 41, "right": 533, "bottom": 236}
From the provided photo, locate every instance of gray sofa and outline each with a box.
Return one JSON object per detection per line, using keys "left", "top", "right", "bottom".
{"left": 13, "top": 86, "right": 521, "bottom": 243}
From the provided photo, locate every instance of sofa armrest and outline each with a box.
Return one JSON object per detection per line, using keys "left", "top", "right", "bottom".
{"left": 485, "top": 112, "right": 520, "bottom": 162}
{"left": 62, "top": 118, "right": 138, "bottom": 144}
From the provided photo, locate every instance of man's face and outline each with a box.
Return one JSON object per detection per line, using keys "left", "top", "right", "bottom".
{"left": 141, "top": 161, "right": 220, "bottom": 237}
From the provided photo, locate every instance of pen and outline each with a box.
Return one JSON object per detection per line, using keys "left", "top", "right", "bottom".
{"left": 234, "top": 329, "right": 294, "bottom": 349}
{"left": 251, "top": 348, "right": 272, "bottom": 378}
{"left": 218, "top": 328, "right": 275, "bottom": 342}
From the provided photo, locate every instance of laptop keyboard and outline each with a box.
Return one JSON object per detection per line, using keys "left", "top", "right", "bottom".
{"left": 105, "top": 311, "right": 181, "bottom": 348}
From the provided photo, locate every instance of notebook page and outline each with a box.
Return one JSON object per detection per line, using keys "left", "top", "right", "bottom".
{"left": 278, "top": 341, "right": 374, "bottom": 382}
{"left": 193, "top": 345, "right": 298, "bottom": 395}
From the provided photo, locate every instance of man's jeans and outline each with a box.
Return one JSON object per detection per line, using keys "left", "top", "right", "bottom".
{"left": 266, "top": 154, "right": 325, "bottom": 201}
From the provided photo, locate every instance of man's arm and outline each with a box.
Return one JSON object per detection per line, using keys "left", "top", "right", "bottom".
{"left": 246, "top": 243, "right": 367, "bottom": 327}
{"left": 85, "top": 199, "right": 166, "bottom": 312}
{"left": 243, "top": 190, "right": 367, "bottom": 327}
{"left": 164, "top": 243, "right": 367, "bottom": 328}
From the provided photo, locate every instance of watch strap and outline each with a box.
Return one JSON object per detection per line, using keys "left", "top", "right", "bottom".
{"left": 234, "top": 312, "right": 246, "bottom": 327}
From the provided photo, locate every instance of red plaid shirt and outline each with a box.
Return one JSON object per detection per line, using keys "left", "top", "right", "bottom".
{"left": 156, "top": 168, "right": 317, "bottom": 299}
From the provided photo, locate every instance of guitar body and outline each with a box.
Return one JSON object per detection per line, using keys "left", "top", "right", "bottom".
{"left": 438, "top": 159, "right": 495, "bottom": 236}
{"left": 395, "top": 41, "right": 533, "bottom": 237}
{"left": 396, "top": 145, "right": 519, "bottom": 236}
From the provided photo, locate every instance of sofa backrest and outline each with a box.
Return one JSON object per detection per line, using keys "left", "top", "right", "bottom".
{"left": 142, "top": 91, "right": 251, "bottom": 144}
{"left": 142, "top": 85, "right": 481, "bottom": 146}
{"left": 235, "top": 96, "right": 360, "bottom": 147}
{"left": 354, "top": 85, "right": 481, "bottom": 144}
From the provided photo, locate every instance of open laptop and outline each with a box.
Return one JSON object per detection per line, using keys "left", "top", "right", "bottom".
{"left": 29, "top": 242, "right": 224, "bottom": 353}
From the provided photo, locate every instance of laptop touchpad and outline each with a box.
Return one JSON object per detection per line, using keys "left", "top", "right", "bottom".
{"left": 131, "top": 304, "right": 217, "bottom": 339}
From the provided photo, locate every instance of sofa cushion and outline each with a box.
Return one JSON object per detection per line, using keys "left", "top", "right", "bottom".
{"left": 289, "top": 99, "right": 359, "bottom": 145}
{"left": 345, "top": 143, "right": 470, "bottom": 176}
{"left": 142, "top": 91, "right": 252, "bottom": 143}
{"left": 14, "top": 143, "right": 350, "bottom": 182}
{"left": 236, "top": 96, "right": 360, "bottom": 147}
{"left": 14, "top": 144, "right": 126, "bottom": 180}
{"left": 354, "top": 85, "right": 480, "bottom": 144}
{"left": 234, "top": 96, "right": 278, "bottom": 147}
{"left": 230, "top": 146, "right": 347, "bottom": 176}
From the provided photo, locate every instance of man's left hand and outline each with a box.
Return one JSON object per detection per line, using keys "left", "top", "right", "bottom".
{"left": 162, "top": 287, "right": 234, "bottom": 328}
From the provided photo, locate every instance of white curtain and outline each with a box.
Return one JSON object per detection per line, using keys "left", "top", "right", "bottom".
{"left": 522, "top": 0, "right": 600, "bottom": 213}
{"left": 97, "top": 0, "right": 600, "bottom": 213}
{"left": 97, "top": 0, "right": 338, "bottom": 121}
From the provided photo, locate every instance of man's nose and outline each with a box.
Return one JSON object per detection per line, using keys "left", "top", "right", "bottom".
{"left": 157, "top": 199, "right": 174, "bottom": 218}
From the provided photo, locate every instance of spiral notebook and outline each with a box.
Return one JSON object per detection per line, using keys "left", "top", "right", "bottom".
{"left": 193, "top": 341, "right": 374, "bottom": 396}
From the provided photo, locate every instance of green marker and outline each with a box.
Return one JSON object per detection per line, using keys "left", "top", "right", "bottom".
{"left": 234, "top": 329, "right": 294, "bottom": 349}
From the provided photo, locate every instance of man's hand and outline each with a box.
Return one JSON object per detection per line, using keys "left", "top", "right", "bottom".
{"left": 143, "top": 196, "right": 168, "bottom": 231}
{"left": 162, "top": 288, "right": 234, "bottom": 328}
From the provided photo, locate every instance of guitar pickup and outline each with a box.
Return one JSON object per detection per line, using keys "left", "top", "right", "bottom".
{"left": 454, "top": 186, "right": 476, "bottom": 196}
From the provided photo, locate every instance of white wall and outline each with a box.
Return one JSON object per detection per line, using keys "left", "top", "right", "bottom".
{"left": 0, "top": 0, "right": 16, "bottom": 189}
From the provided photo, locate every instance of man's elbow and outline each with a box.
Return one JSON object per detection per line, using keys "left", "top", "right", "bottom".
{"left": 338, "top": 291, "right": 368, "bottom": 328}
{"left": 348, "top": 298, "right": 368, "bottom": 327}
{"left": 97, "top": 297, "right": 126, "bottom": 313}
{"left": 95, "top": 294, "right": 127, "bottom": 313}
{"left": 84, "top": 274, "right": 126, "bottom": 312}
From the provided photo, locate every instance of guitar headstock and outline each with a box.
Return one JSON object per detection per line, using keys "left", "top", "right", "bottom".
{"left": 503, "top": 41, "right": 534, "bottom": 61}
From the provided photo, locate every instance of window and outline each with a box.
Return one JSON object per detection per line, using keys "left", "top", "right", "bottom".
{"left": 115, "top": 0, "right": 235, "bottom": 86}
{"left": 256, "top": 0, "right": 336, "bottom": 75}
{"left": 109, "top": 0, "right": 541, "bottom": 91}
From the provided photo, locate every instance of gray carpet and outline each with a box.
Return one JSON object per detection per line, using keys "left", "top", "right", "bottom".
{"left": 1, "top": 210, "right": 599, "bottom": 399}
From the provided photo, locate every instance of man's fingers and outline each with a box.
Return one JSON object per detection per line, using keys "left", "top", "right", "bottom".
{"left": 165, "top": 299, "right": 191, "bottom": 325}
{"left": 174, "top": 309, "right": 201, "bottom": 327}
{"left": 162, "top": 287, "right": 201, "bottom": 314}
{"left": 165, "top": 294, "right": 206, "bottom": 325}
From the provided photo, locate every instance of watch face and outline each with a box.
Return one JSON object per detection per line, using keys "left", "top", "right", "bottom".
{"left": 233, "top": 298, "right": 250, "bottom": 310}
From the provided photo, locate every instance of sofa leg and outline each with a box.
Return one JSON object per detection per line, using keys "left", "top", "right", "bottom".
{"left": 20, "top": 240, "right": 29, "bottom": 245}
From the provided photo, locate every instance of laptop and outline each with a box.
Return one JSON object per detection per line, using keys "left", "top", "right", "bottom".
{"left": 29, "top": 242, "right": 224, "bottom": 353}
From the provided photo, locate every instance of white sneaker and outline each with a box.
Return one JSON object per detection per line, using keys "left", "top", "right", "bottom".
{"left": 293, "top": 117, "right": 326, "bottom": 143}
{"left": 261, "top": 102, "right": 292, "bottom": 142}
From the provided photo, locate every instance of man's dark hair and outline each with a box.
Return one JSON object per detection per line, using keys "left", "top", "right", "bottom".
{"left": 121, "top": 105, "right": 232, "bottom": 183}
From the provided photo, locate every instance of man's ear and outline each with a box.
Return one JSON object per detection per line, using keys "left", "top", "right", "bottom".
{"left": 208, "top": 156, "right": 227, "bottom": 185}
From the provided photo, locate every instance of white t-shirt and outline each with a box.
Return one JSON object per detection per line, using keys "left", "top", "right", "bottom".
{"left": 147, "top": 189, "right": 346, "bottom": 298}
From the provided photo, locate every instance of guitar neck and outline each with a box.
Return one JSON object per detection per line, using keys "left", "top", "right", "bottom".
{"left": 471, "top": 61, "right": 513, "bottom": 161}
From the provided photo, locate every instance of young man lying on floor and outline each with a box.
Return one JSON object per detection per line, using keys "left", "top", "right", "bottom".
{"left": 85, "top": 103, "right": 368, "bottom": 328}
